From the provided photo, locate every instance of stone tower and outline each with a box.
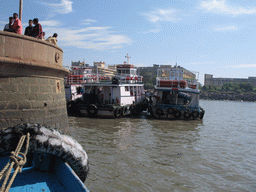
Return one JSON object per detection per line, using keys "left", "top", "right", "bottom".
{"left": 0, "top": 31, "right": 69, "bottom": 132}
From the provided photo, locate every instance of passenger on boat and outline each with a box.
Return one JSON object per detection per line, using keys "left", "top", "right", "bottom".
{"left": 97, "top": 88, "right": 104, "bottom": 104}
{"left": 10, "top": 13, "right": 22, "bottom": 34}
{"left": 30, "top": 18, "right": 43, "bottom": 39}
{"left": 24, "top": 20, "right": 33, "bottom": 36}
{"left": 116, "top": 97, "right": 120, "bottom": 105}
{"left": 3, "top": 17, "right": 14, "bottom": 32}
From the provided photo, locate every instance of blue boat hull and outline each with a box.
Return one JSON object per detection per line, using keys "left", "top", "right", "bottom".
{"left": 0, "top": 155, "right": 89, "bottom": 192}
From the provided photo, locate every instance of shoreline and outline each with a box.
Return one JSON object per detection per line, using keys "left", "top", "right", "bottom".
{"left": 200, "top": 92, "right": 256, "bottom": 102}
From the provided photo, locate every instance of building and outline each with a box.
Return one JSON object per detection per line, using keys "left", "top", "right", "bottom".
{"left": 204, "top": 74, "right": 256, "bottom": 86}
{"left": 71, "top": 61, "right": 89, "bottom": 68}
{"left": 93, "top": 61, "right": 116, "bottom": 76}
{"left": 138, "top": 64, "right": 196, "bottom": 81}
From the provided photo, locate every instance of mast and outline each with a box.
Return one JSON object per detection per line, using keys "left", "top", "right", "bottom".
{"left": 125, "top": 53, "right": 131, "bottom": 64}
{"left": 19, "top": 0, "right": 23, "bottom": 22}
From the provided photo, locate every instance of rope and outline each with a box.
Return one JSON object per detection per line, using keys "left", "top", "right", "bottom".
{"left": 0, "top": 132, "right": 30, "bottom": 192}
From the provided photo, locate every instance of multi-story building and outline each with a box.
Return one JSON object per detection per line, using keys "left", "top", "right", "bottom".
{"left": 138, "top": 64, "right": 196, "bottom": 82}
{"left": 204, "top": 74, "right": 256, "bottom": 86}
{"left": 93, "top": 61, "right": 116, "bottom": 76}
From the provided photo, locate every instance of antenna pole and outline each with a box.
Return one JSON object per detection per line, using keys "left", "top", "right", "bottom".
{"left": 125, "top": 53, "right": 131, "bottom": 64}
{"left": 19, "top": 0, "right": 23, "bottom": 22}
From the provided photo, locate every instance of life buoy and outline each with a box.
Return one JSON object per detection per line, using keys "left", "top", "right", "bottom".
{"left": 156, "top": 108, "right": 164, "bottom": 116}
{"left": 173, "top": 110, "right": 182, "bottom": 118}
{"left": 183, "top": 111, "right": 191, "bottom": 119}
{"left": 114, "top": 108, "right": 121, "bottom": 118}
{"left": 192, "top": 111, "right": 199, "bottom": 119}
{"left": 0, "top": 123, "right": 89, "bottom": 182}
{"left": 87, "top": 104, "right": 98, "bottom": 117}
{"left": 167, "top": 108, "right": 174, "bottom": 115}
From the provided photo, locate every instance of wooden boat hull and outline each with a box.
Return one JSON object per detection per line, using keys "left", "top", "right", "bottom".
{"left": 0, "top": 155, "right": 89, "bottom": 192}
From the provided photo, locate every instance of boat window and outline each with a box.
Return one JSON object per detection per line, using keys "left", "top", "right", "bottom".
{"left": 83, "top": 86, "right": 93, "bottom": 94}
{"left": 125, "top": 86, "right": 129, "bottom": 91}
{"left": 76, "top": 86, "right": 83, "bottom": 94}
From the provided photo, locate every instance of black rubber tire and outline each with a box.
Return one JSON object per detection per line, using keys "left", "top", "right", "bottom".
{"left": 87, "top": 105, "right": 98, "bottom": 117}
{"left": 173, "top": 110, "right": 182, "bottom": 119}
{"left": 131, "top": 105, "right": 140, "bottom": 116}
{"left": 200, "top": 110, "right": 205, "bottom": 119}
{"left": 148, "top": 105, "right": 154, "bottom": 116}
{"left": 114, "top": 108, "right": 121, "bottom": 118}
{"left": 167, "top": 108, "right": 174, "bottom": 115}
{"left": 192, "top": 111, "right": 199, "bottom": 119}
{"left": 183, "top": 111, "right": 191, "bottom": 119}
{"left": 0, "top": 123, "right": 89, "bottom": 182}
{"left": 121, "top": 106, "right": 128, "bottom": 116}
{"left": 156, "top": 108, "right": 165, "bottom": 116}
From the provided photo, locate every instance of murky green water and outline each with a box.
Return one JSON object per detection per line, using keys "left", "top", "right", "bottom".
{"left": 69, "top": 100, "right": 256, "bottom": 192}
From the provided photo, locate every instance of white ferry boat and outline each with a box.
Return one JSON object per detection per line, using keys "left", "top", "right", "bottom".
{"left": 65, "top": 64, "right": 95, "bottom": 103}
{"left": 148, "top": 66, "right": 205, "bottom": 120}
{"left": 78, "top": 64, "right": 145, "bottom": 118}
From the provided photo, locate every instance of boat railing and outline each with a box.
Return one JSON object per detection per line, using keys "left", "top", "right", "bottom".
{"left": 156, "top": 77, "right": 199, "bottom": 89}
{"left": 116, "top": 75, "right": 144, "bottom": 84}
{"left": 156, "top": 77, "right": 186, "bottom": 88}
{"left": 186, "top": 79, "right": 199, "bottom": 89}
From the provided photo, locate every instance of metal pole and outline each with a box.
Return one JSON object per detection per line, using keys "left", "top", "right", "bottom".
{"left": 19, "top": 0, "right": 23, "bottom": 22}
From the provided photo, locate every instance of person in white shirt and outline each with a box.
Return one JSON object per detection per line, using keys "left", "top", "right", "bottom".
{"left": 3, "top": 17, "right": 14, "bottom": 32}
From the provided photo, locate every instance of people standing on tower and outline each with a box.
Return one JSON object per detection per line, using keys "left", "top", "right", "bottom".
{"left": 11, "top": 13, "right": 22, "bottom": 34}
{"left": 42, "top": 32, "right": 46, "bottom": 40}
{"left": 24, "top": 20, "right": 33, "bottom": 36}
{"left": 3, "top": 17, "right": 14, "bottom": 32}
{"left": 30, "top": 18, "right": 43, "bottom": 39}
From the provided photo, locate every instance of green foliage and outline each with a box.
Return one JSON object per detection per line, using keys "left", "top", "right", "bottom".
{"left": 144, "top": 82, "right": 154, "bottom": 89}
{"left": 203, "top": 82, "right": 255, "bottom": 93}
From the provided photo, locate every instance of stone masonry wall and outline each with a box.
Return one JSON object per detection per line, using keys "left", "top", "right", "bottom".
{"left": 0, "top": 76, "right": 69, "bottom": 132}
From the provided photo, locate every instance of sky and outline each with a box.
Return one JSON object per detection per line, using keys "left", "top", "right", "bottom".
{"left": 1, "top": 0, "right": 256, "bottom": 84}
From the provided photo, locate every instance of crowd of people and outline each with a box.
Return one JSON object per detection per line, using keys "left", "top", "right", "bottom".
{"left": 3, "top": 13, "right": 58, "bottom": 45}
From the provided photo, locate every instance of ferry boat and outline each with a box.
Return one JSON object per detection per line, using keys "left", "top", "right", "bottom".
{"left": 148, "top": 66, "right": 205, "bottom": 120}
{"left": 78, "top": 64, "right": 145, "bottom": 118}
{"left": 65, "top": 64, "right": 95, "bottom": 102}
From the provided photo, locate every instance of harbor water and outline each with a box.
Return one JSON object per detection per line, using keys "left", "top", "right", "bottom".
{"left": 69, "top": 100, "right": 256, "bottom": 192}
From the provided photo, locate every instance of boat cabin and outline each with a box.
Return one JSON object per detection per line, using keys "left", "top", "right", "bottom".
{"left": 82, "top": 64, "right": 144, "bottom": 106}
{"left": 153, "top": 67, "right": 200, "bottom": 108}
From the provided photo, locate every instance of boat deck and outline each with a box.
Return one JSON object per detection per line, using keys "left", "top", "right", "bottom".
{"left": 0, "top": 155, "right": 89, "bottom": 192}
{"left": 9, "top": 168, "right": 65, "bottom": 192}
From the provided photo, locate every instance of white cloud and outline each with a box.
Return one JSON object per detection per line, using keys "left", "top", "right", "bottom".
{"left": 41, "top": 20, "right": 62, "bottom": 27}
{"left": 224, "top": 64, "right": 256, "bottom": 68}
{"left": 143, "top": 8, "right": 180, "bottom": 23}
{"left": 46, "top": 0, "right": 73, "bottom": 14}
{"left": 200, "top": 0, "right": 256, "bottom": 16}
{"left": 215, "top": 25, "right": 238, "bottom": 31}
{"left": 43, "top": 25, "right": 131, "bottom": 51}
{"left": 81, "top": 19, "right": 97, "bottom": 25}
{"left": 142, "top": 28, "right": 161, "bottom": 34}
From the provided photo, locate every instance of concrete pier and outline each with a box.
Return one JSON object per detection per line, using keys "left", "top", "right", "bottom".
{"left": 0, "top": 31, "right": 69, "bottom": 132}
